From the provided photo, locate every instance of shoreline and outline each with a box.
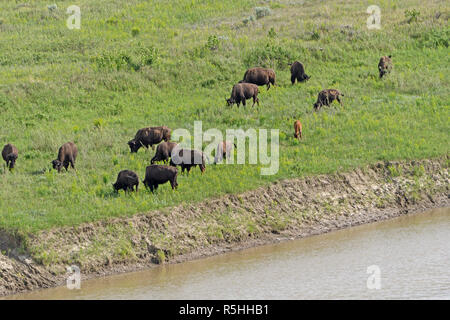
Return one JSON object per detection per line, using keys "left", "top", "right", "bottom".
{"left": 1, "top": 157, "right": 449, "bottom": 297}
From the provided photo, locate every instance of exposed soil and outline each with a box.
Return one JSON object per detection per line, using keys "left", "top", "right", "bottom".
{"left": 1, "top": 157, "right": 448, "bottom": 297}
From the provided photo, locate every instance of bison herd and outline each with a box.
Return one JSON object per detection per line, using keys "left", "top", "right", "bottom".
{"left": 3, "top": 56, "right": 392, "bottom": 194}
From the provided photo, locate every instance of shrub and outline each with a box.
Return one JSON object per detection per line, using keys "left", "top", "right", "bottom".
{"left": 268, "top": 27, "right": 277, "bottom": 38}
{"left": 405, "top": 9, "right": 420, "bottom": 23}
{"left": 243, "top": 42, "right": 293, "bottom": 68}
{"left": 131, "top": 27, "right": 140, "bottom": 37}
{"left": 255, "top": 7, "right": 271, "bottom": 19}
{"left": 243, "top": 15, "right": 255, "bottom": 25}
{"left": 136, "top": 46, "right": 158, "bottom": 66}
{"left": 419, "top": 28, "right": 449, "bottom": 48}
{"left": 206, "top": 35, "right": 219, "bottom": 51}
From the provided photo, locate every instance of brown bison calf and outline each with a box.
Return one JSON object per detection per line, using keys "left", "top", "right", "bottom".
{"left": 313, "top": 89, "right": 344, "bottom": 111}
{"left": 143, "top": 165, "right": 178, "bottom": 192}
{"left": 240, "top": 67, "right": 276, "bottom": 90}
{"left": 214, "top": 141, "right": 236, "bottom": 163}
{"left": 378, "top": 55, "right": 392, "bottom": 79}
{"left": 113, "top": 170, "right": 139, "bottom": 193}
{"left": 226, "top": 83, "right": 259, "bottom": 107}
{"left": 128, "top": 126, "right": 171, "bottom": 153}
{"left": 289, "top": 61, "right": 310, "bottom": 84}
{"left": 294, "top": 120, "right": 303, "bottom": 140}
{"left": 151, "top": 141, "right": 178, "bottom": 164}
{"left": 52, "top": 142, "right": 77, "bottom": 173}
{"left": 2, "top": 144, "right": 18, "bottom": 170}
{"left": 170, "top": 148, "right": 206, "bottom": 174}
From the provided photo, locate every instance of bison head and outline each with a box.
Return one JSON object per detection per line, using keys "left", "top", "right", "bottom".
{"left": 128, "top": 139, "right": 141, "bottom": 153}
{"left": 7, "top": 154, "right": 17, "bottom": 169}
{"left": 226, "top": 98, "right": 234, "bottom": 106}
{"left": 51, "top": 159, "right": 63, "bottom": 172}
{"left": 313, "top": 102, "right": 320, "bottom": 111}
{"left": 112, "top": 182, "right": 120, "bottom": 192}
{"left": 302, "top": 74, "right": 311, "bottom": 82}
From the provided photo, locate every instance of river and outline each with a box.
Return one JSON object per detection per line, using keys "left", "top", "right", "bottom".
{"left": 6, "top": 207, "right": 450, "bottom": 300}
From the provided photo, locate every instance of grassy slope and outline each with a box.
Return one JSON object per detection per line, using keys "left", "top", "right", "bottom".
{"left": 0, "top": 0, "right": 448, "bottom": 233}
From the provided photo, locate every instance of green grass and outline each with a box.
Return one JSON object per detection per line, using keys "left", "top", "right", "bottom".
{"left": 0, "top": 0, "right": 449, "bottom": 234}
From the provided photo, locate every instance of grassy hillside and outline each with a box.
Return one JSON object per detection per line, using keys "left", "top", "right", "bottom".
{"left": 0, "top": 0, "right": 448, "bottom": 233}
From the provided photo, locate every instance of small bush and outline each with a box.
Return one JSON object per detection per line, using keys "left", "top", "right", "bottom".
{"left": 243, "top": 15, "right": 255, "bottom": 25}
{"left": 419, "top": 29, "right": 449, "bottom": 48}
{"left": 405, "top": 9, "right": 420, "bottom": 23}
{"left": 255, "top": 7, "right": 271, "bottom": 19}
{"left": 206, "top": 35, "right": 219, "bottom": 51}
{"left": 243, "top": 42, "right": 293, "bottom": 68}
{"left": 136, "top": 46, "right": 158, "bottom": 66}
{"left": 268, "top": 27, "right": 277, "bottom": 38}
{"left": 131, "top": 27, "right": 140, "bottom": 37}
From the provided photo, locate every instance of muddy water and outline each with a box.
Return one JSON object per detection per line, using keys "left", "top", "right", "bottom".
{"left": 7, "top": 207, "right": 450, "bottom": 300}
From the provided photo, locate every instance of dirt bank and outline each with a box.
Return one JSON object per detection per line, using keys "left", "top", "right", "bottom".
{"left": 1, "top": 157, "right": 449, "bottom": 297}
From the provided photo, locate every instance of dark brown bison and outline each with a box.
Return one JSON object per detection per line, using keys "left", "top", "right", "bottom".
{"left": 313, "top": 89, "right": 344, "bottom": 111}
{"left": 240, "top": 67, "right": 276, "bottom": 90}
{"left": 170, "top": 148, "right": 206, "bottom": 174}
{"left": 128, "top": 126, "right": 171, "bottom": 153}
{"left": 378, "top": 55, "right": 392, "bottom": 79}
{"left": 289, "top": 61, "right": 310, "bottom": 84}
{"left": 151, "top": 141, "right": 178, "bottom": 164}
{"left": 214, "top": 141, "right": 236, "bottom": 163}
{"left": 52, "top": 142, "right": 77, "bottom": 172}
{"left": 113, "top": 170, "right": 139, "bottom": 193}
{"left": 226, "top": 83, "right": 259, "bottom": 107}
{"left": 143, "top": 165, "right": 178, "bottom": 192}
{"left": 2, "top": 144, "right": 18, "bottom": 170}
{"left": 294, "top": 120, "right": 303, "bottom": 140}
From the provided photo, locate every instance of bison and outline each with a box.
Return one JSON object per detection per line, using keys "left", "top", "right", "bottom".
{"left": 226, "top": 83, "right": 259, "bottom": 107}
{"left": 51, "top": 142, "right": 77, "bottom": 173}
{"left": 151, "top": 141, "right": 178, "bottom": 164}
{"left": 313, "top": 89, "right": 344, "bottom": 111}
{"left": 294, "top": 120, "right": 303, "bottom": 140}
{"left": 240, "top": 67, "right": 276, "bottom": 90}
{"left": 214, "top": 141, "right": 236, "bottom": 163}
{"left": 113, "top": 170, "right": 139, "bottom": 193}
{"left": 2, "top": 144, "right": 18, "bottom": 171}
{"left": 143, "top": 165, "right": 178, "bottom": 192}
{"left": 128, "top": 126, "right": 171, "bottom": 153}
{"left": 170, "top": 148, "right": 206, "bottom": 174}
{"left": 378, "top": 55, "right": 392, "bottom": 79}
{"left": 289, "top": 61, "right": 310, "bottom": 84}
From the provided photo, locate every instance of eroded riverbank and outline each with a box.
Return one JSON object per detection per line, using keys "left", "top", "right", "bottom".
{"left": 7, "top": 207, "right": 449, "bottom": 300}
{"left": 1, "top": 157, "right": 449, "bottom": 297}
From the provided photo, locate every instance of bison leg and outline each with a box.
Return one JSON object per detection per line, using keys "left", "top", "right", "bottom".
{"left": 291, "top": 74, "right": 296, "bottom": 84}
{"left": 70, "top": 157, "right": 75, "bottom": 170}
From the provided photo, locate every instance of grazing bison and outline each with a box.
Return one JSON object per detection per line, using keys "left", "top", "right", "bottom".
{"left": 151, "top": 141, "right": 178, "bottom": 164}
{"left": 170, "top": 148, "right": 206, "bottom": 174}
{"left": 313, "top": 89, "right": 344, "bottom": 111}
{"left": 113, "top": 170, "right": 139, "bottom": 193}
{"left": 378, "top": 55, "right": 392, "bottom": 79}
{"left": 240, "top": 67, "right": 276, "bottom": 90}
{"left": 226, "top": 83, "right": 259, "bottom": 107}
{"left": 128, "top": 126, "right": 171, "bottom": 153}
{"left": 143, "top": 165, "right": 178, "bottom": 192}
{"left": 214, "top": 141, "right": 236, "bottom": 163}
{"left": 2, "top": 144, "right": 18, "bottom": 170}
{"left": 289, "top": 61, "right": 310, "bottom": 84}
{"left": 294, "top": 120, "right": 303, "bottom": 140}
{"left": 51, "top": 142, "right": 77, "bottom": 173}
